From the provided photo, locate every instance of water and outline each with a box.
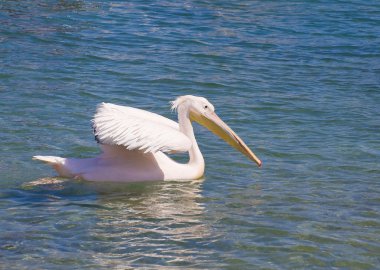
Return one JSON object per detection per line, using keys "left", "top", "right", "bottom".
{"left": 1, "top": 0, "right": 380, "bottom": 269}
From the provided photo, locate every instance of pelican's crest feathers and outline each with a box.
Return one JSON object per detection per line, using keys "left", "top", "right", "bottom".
{"left": 170, "top": 95, "right": 191, "bottom": 111}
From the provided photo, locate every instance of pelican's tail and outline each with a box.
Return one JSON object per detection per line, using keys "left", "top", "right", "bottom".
{"left": 33, "top": 155, "right": 65, "bottom": 164}
{"left": 33, "top": 155, "right": 72, "bottom": 177}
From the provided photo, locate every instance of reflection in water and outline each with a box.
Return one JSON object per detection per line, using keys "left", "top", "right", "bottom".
{"left": 89, "top": 180, "right": 213, "bottom": 267}
{"left": 21, "top": 178, "right": 220, "bottom": 268}
{"left": 23, "top": 177, "right": 70, "bottom": 190}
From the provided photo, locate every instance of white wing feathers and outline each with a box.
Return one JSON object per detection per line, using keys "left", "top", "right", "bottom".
{"left": 93, "top": 103, "right": 192, "bottom": 154}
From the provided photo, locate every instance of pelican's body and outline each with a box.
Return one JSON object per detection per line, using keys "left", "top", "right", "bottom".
{"left": 34, "top": 95, "right": 261, "bottom": 182}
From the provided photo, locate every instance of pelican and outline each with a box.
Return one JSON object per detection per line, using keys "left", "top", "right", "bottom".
{"left": 33, "top": 95, "right": 261, "bottom": 182}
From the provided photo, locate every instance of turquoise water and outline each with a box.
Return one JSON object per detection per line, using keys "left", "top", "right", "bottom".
{"left": 1, "top": 0, "right": 380, "bottom": 269}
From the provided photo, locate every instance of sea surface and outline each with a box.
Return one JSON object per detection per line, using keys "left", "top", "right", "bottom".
{"left": 1, "top": 0, "right": 380, "bottom": 269}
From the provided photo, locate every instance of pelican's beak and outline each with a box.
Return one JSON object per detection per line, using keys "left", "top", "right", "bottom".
{"left": 190, "top": 111, "right": 262, "bottom": 167}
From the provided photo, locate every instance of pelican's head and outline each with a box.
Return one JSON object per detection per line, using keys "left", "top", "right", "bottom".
{"left": 171, "top": 95, "right": 262, "bottom": 167}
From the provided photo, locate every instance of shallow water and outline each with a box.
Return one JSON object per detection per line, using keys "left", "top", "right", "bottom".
{"left": 1, "top": 0, "right": 380, "bottom": 269}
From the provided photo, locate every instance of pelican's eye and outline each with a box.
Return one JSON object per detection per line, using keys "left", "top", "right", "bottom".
{"left": 204, "top": 105, "right": 208, "bottom": 109}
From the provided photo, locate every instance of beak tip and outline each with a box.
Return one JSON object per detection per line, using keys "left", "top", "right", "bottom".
{"left": 257, "top": 160, "right": 262, "bottom": 168}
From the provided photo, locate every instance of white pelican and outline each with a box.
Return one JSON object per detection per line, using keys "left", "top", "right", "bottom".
{"left": 33, "top": 95, "right": 262, "bottom": 182}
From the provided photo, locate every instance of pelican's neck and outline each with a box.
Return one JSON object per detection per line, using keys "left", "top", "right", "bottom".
{"left": 178, "top": 107, "right": 205, "bottom": 169}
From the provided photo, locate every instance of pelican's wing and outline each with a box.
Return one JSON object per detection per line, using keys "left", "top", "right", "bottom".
{"left": 92, "top": 103, "right": 191, "bottom": 153}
